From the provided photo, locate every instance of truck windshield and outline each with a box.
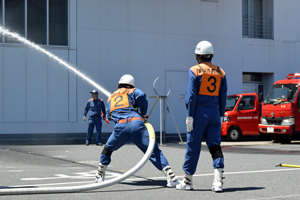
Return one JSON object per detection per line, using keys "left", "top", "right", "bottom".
{"left": 225, "top": 96, "right": 240, "bottom": 111}
{"left": 264, "top": 84, "right": 298, "bottom": 104}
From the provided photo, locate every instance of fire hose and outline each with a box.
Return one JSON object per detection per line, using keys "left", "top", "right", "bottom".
{"left": 276, "top": 163, "right": 300, "bottom": 168}
{"left": 0, "top": 121, "right": 156, "bottom": 195}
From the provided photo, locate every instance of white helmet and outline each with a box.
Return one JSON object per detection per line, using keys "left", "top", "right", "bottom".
{"left": 118, "top": 74, "right": 135, "bottom": 87}
{"left": 195, "top": 41, "right": 214, "bottom": 55}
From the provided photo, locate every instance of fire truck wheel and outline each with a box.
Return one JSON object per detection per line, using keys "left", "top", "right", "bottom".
{"left": 227, "top": 127, "right": 241, "bottom": 141}
{"left": 272, "top": 135, "right": 291, "bottom": 144}
{"left": 272, "top": 135, "right": 280, "bottom": 143}
{"left": 279, "top": 135, "right": 292, "bottom": 144}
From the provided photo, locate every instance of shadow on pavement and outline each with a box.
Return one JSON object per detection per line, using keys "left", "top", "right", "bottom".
{"left": 223, "top": 187, "right": 265, "bottom": 193}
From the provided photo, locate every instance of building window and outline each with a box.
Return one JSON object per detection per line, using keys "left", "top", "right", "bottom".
{"left": 49, "top": 0, "right": 68, "bottom": 46}
{"left": 5, "top": 0, "right": 25, "bottom": 43}
{"left": 243, "top": 73, "right": 262, "bottom": 82}
{"left": 27, "top": 0, "right": 47, "bottom": 45}
{"left": 0, "top": 0, "right": 2, "bottom": 43}
{"left": 0, "top": 0, "right": 68, "bottom": 46}
{"left": 242, "top": 0, "right": 273, "bottom": 39}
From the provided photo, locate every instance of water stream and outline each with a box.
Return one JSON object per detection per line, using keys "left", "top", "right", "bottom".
{"left": 0, "top": 26, "right": 111, "bottom": 97}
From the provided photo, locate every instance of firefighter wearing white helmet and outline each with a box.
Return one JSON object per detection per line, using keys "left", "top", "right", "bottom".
{"left": 194, "top": 40, "right": 214, "bottom": 54}
{"left": 118, "top": 74, "right": 135, "bottom": 87}
{"left": 176, "top": 41, "right": 227, "bottom": 192}
{"left": 95, "top": 74, "right": 179, "bottom": 188}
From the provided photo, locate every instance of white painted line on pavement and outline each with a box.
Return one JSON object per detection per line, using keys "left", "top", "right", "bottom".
{"left": 245, "top": 194, "right": 300, "bottom": 200}
{"left": 7, "top": 167, "right": 300, "bottom": 188}
{"left": 0, "top": 170, "right": 23, "bottom": 172}
{"left": 125, "top": 167, "right": 300, "bottom": 182}
{"left": 5, "top": 181, "right": 95, "bottom": 188}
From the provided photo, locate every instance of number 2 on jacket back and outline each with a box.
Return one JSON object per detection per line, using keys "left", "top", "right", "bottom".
{"left": 199, "top": 73, "right": 221, "bottom": 96}
{"left": 110, "top": 93, "right": 129, "bottom": 112}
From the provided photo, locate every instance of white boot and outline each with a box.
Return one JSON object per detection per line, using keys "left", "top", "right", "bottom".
{"left": 176, "top": 172, "right": 193, "bottom": 190}
{"left": 162, "top": 166, "right": 179, "bottom": 188}
{"left": 212, "top": 168, "right": 224, "bottom": 192}
{"left": 95, "top": 163, "right": 107, "bottom": 183}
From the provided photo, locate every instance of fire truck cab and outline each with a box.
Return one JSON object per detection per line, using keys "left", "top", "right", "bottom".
{"left": 258, "top": 73, "right": 300, "bottom": 143}
{"left": 221, "top": 93, "right": 260, "bottom": 141}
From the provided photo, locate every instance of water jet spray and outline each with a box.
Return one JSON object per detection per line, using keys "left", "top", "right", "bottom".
{"left": 0, "top": 26, "right": 111, "bottom": 97}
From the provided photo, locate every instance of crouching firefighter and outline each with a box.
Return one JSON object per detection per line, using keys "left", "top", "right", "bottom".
{"left": 176, "top": 41, "right": 227, "bottom": 192}
{"left": 95, "top": 74, "right": 179, "bottom": 187}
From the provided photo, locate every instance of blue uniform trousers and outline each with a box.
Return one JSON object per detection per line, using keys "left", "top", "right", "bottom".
{"left": 100, "top": 119, "right": 169, "bottom": 170}
{"left": 86, "top": 116, "right": 102, "bottom": 144}
{"left": 183, "top": 106, "right": 224, "bottom": 175}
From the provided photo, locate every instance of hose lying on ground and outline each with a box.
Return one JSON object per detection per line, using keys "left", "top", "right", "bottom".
{"left": 0, "top": 121, "right": 156, "bottom": 195}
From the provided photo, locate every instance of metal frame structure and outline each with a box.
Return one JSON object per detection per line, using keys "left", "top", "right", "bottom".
{"left": 148, "top": 77, "right": 183, "bottom": 145}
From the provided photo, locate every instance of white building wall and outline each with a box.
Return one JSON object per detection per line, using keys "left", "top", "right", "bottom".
{"left": 26, "top": 48, "right": 48, "bottom": 122}
{"left": 4, "top": 48, "right": 26, "bottom": 123}
{"left": 0, "top": 47, "right": 3, "bottom": 122}
{"left": 1, "top": 0, "right": 300, "bottom": 135}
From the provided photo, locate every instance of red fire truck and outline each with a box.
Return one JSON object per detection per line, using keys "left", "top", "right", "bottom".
{"left": 258, "top": 73, "right": 300, "bottom": 143}
{"left": 221, "top": 92, "right": 261, "bottom": 141}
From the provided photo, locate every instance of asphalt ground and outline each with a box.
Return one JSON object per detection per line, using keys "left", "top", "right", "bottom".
{"left": 1, "top": 140, "right": 300, "bottom": 200}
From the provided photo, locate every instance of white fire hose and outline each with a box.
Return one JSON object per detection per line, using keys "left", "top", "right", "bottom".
{"left": 0, "top": 121, "right": 156, "bottom": 195}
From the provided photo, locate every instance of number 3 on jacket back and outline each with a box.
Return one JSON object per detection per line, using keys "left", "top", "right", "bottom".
{"left": 199, "top": 73, "right": 221, "bottom": 96}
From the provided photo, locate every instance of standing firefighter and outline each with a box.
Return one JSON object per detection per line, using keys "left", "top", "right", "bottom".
{"left": 95, "top": 74, "right": 179, "bottom": 187}
{"left": 83, "top": 90, "right": 107, "bottom": 146}
{"left": 176, "top": 41, "right": 227, "bottom": 192}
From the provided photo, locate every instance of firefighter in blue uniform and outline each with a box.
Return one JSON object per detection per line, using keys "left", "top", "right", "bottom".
{"left": 83, "top": 90, "right": 107, "bottom": 146}
{"left": 176, "top": 41, "right": 227, "bottom": 192}
{"left": 95, "top": 74, "right": 179, "bottom": 187}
